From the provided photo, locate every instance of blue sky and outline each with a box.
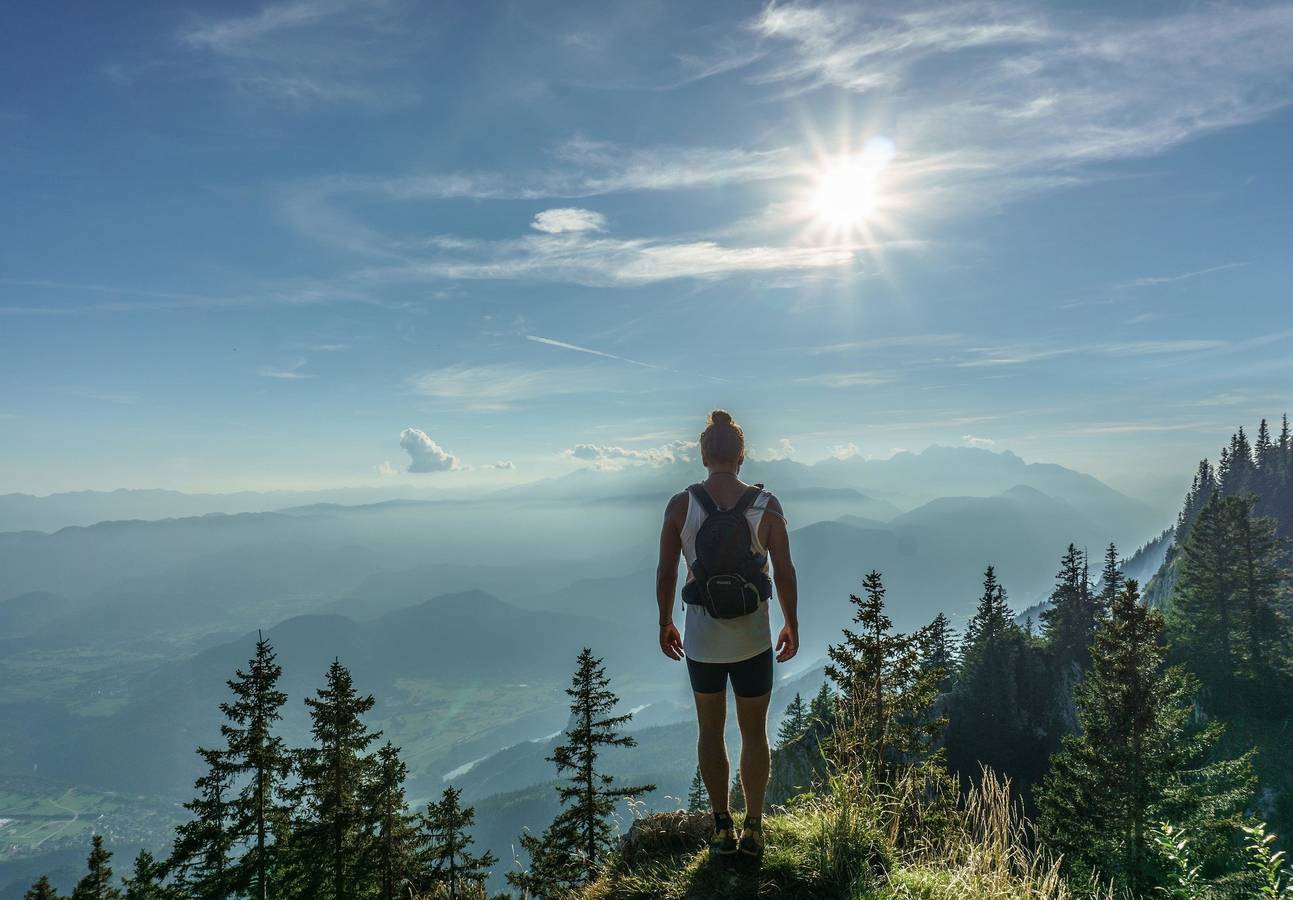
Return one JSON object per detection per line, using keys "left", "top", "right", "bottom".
{"left": 2, "top": 0, "right": 1291, "bottom": 507}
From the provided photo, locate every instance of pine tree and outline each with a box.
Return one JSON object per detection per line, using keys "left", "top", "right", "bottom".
{"left": 1097, "top": 542, "right": 1122, "bottom": 619}
{"left": 824, "top": 570, "right": 945, "bottom": 776}
{"left": 24, "top": 876, "right": 60, "bottom": 900}
{"left": 685, "top": 765, "right": 707, "bottom": 812}
{"left": 962, "top": 565, "right": 1013, "bottom": 653}
{"left": 808, "top": 682, "right": 835, "bottom": 732}
{"left": 729, "top": 771, "right": 745, "bottom": 810}
{"left": 1037, "top": 580, "right": 1254, "bottom": 895}
{"left": 1170, "top": 492, "right": 1241, "bottom": 699}
{"left": 123, "top": 850, "right": 168, "bottom": 900}
{"left": 291, "top": 658, "right": 382, "bottom": 900}
{"left": 946, "top": 566, "right": 1054, "bottom": 789}
{"left": 369, "top": 742, "right": 420, "bottom": 900}
{"left": 221, "top": 633, "right": 291, "bottom": 900}
{"left": 508, "top": 648, "right": 654, "bottom": 897}
{"left": 920, "top": 611, "right": 958, "bottom": 691}
{"left": 1231, "top": 497, "right": 1291, "bottom": 694}
{"left": 71, "top": 835, "right": 122, "bottom": 900}
{"left": 168, "top": 747, "right": 235, "bottom": 900}
{"left": 420, "top": 785, "right": 496, "bottom": 900}
{"left": 776, "top": 693, "right": 809, "bottom": 749}
{"left": 1041, "top": 544, "right": 1098, "bottom": 670}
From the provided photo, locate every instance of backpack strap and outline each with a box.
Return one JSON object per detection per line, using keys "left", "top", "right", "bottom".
{"left": 687, "top": 483, "right": 719, "bottom": 516}
{"left": 732, "top": 483, "right": 765, "bottom": 515}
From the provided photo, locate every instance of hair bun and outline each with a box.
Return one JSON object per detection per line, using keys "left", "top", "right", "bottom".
{"left": 709, "top": 409, "right": 733, "bottom": 427}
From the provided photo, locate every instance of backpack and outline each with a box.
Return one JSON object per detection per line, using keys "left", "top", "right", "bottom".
{"left": 680, "top": 482, "right": 773, "bottom": 620}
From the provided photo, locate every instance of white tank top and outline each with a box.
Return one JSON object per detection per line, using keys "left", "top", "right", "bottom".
{"left": 680, "top": 486, "right": 774, "bottom": 664}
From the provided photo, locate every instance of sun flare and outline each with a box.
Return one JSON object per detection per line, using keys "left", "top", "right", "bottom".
{"left": 810, "top": 137, "right": 896, "bottom": 228}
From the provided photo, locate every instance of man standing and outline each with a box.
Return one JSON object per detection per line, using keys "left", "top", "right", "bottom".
{"left": 656, "top": 410, "right": 799, "bottom": 861}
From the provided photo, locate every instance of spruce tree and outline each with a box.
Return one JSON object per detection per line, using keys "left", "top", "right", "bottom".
{"left": 291, "top": 658, "right": 382, "bottom": 900}
{"left": 824, "top": 570, "right": 945, "bottom": 776}
{"left": 24, "top": 876, "right": 60, "bottom": 900}
{"left": 685, "top": 765, "right": 707, "bottom": 812}
{"left": 420, "top": 785, "right": 496, "bottom": 900}
{"left": 1170, "top": 491, "right": 1241, "bottom": 698}
{"left": 369, "top": 742, "right": 420, "bottom": 900}
{"left": 920, "top": 611, "right": 958, "bottom": 691}
{"left": 71, "top": 834, "right": 122, "bottom": 900}
{"left": 808, "top": 682, "right": 835, "bottom": 732}
{"left": 123, "top": 850, "right": 167, "bottom": 900}
{"left": 221, "top": 633, "right": 291, "bottom": 900}
{"left": 1037, "top": 580, "right": 1254, "bottom": 895}
{"left": 1041, "top": 544, "right": 1098, "bottom": 670}
{"left": 1231, "top": 497, "right": 1291, "bottom": 693}
{"left": 168, "top": 747, "right": 235, "bottom": 900}
{"left": 776, "top": 693, "right": 809, "bottom": 749}
{"left": 508, "top": 648, "right": 654, "bottom": 897}
{"left": 947, "top": 566, "right": 1054, "bottom": 789}
{"left": 1097, "top": 542, "right": 1122, "bottom": 619}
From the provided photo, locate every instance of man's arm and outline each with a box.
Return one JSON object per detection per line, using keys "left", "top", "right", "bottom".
{"left": 763, "top": 495, "right": 799, "bottom": 662}
{"left": 656, "top": 492, "right": 687, "bottom": 660}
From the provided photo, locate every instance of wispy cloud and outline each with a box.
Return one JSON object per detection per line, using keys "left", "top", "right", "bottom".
{"left": 962, "top": 434, "right": 996, "bottom": 448}
{"left": 1121, "top": 262, "right": 1249, "bottom": 289}
{"left": 55, "top": 387, "right": 140, "bottom": 405}
{"left": 805, "top": 333, "right": 966, "bottom": 355}
{"left": 410, "top": 363, "right": 613, "bottom": 411}
{"left": 747, "top": 2, "right": 1293, "bottom": 200}
{"left": 956, "top": 338, "right": 1226, "bottom": 367}
{"left": 0, "top": 277, "right": 394, "bottom": 316}
{"left": 354, "top": 233, "right": 861, "bottom": 287}
{"left": 174, "top": 0, "right": 421, "bottom": 109}
{"left": 257, "top": 359, "right": 313, "bottom": 379}
{"left": 794, "top": 371, "right": 896, "bottom": 388}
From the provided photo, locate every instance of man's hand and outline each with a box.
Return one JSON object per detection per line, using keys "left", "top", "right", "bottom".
{"left": 659, "top": 622, "right": 684, "bottom": 660}
{"left": 775, "top": 624, "right": 799, "bottom": 663}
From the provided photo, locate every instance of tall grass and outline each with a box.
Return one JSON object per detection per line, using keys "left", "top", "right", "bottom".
{"left": 886, "top": 767, "right": 1112, "bottom": 900}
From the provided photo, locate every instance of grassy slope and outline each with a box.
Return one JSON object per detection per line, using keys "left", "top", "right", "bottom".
{"left": 581, "top": 774, "right": 1088, "bottom": 900}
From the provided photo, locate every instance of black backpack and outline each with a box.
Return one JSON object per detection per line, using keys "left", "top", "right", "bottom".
{"left": 680, "top": 482, "right": 773, "bottom": 620}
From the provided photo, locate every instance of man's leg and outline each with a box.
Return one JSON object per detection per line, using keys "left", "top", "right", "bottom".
{"left": 734, "top": 690, "right": 771, "bottom": 821}
{"left": 693, "top": 690, "right": 729, "bottom": 813}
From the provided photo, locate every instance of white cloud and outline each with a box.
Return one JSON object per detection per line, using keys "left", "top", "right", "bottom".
{"left": 487, "top": 460, "right": 516, "bottom": 470}
{"left": 564, "top": 440, "right": 697, "bottom": 468}
{"left": 748, "top": 2, "right": 1293, "bottom": 202}
{"left": 962, "top": 434, "right": 996, "bottom": 448}
{"left": 375, "top": 460, "right": 399, "bottom": 477}
{"left": 753, "top": 438, "right": 797, "bottom": 461}
{"left": 827, "top": 442, "right": 861, "bottom": 460}
{"left": 399, "top": 427, "right": 460, "bottom": 473}
{"left": 359, "top": 234, "right": 859, "bottom": 288}
{"left": 531, "top": 208, "right": 607, "bottom": 234}
{"left": 410, "top": 364, "right": 607, "bottom": 411}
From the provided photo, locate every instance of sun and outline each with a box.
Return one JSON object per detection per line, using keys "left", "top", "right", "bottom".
{"left": 809, "top": 137, "right": 896, "bottom": 229}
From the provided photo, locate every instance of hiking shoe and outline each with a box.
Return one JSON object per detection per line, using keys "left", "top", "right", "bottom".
{"left": 738, "top": 819, "right": 765, "bottom": 860}
{"left": 710, "top": 813, "right": 738, "bottom": 857}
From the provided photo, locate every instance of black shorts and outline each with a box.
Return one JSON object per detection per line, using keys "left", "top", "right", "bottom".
{"left": 686, "top": 648, "right": 774, "bottom": 698}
